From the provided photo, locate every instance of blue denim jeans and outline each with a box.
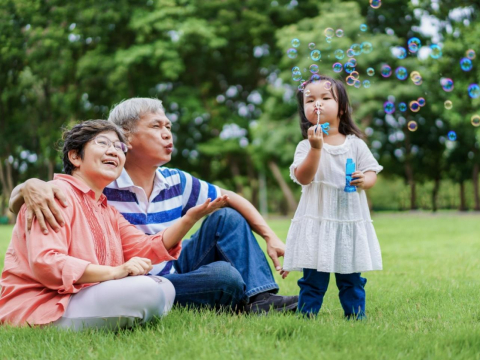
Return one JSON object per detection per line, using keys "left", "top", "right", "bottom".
{"left": 298, "top": 269, "right": 367, "bottom": 317}
{"left": 163, "top": 208, "right": 278, "bottom": 309}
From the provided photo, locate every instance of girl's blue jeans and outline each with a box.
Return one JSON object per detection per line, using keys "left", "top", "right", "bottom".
{"left": 298, "top": 269, "right": 367, "bottom": 318}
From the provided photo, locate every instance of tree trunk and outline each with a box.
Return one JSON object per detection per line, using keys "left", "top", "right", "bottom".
{"left": 473, "top": 163, "right": 480, "bottom": 211}
{"left": 431, "top": 176, "right": 441, "bottom": 212}
{"left": 268, "top": 161, "right": 297, "bottom": 214}
{"left": 245, "top": 156, "right": 259, "bottom": 209}
{"left": 459, "top": 181, "right": 467, "bottom": 211}
{"left": 404, "top": 161, "right": 416, "bottom": 210}
{"left": 0, "top": 157, "right": 13, "bottom": 200}
{"left": 228, "top": 157, "right": 244, "bottom": 196}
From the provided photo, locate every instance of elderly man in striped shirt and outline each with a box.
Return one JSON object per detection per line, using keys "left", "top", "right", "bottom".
{"left": 9, "top": 98, "right": 298, "bottom": 314}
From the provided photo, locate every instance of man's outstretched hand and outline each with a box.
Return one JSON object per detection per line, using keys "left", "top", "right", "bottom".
{"left": 265, "top": 235, "right": 289, "bottom": 278}
{"left": 22, "top": 179, "right": 68, "bottom": 234}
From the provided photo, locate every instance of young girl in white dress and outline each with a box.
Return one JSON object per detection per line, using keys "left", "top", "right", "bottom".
{"left": 282, "top": 76, "right": 383, "bottom": 319}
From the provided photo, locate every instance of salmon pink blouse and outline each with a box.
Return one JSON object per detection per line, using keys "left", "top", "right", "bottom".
{"left": 0, "top": 174, "right": 181, "bottom": 326}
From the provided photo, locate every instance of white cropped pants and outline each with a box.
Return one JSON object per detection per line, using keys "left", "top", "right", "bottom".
{"left": 51, "top": 276, "right": 175, "bottom": 331}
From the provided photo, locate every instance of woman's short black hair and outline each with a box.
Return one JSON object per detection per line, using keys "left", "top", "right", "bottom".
{"left": 296, "top": 75, "right": 365, "bottom": 140}
{"left": 61, "top": 120, "right": 127, "bottom": 175}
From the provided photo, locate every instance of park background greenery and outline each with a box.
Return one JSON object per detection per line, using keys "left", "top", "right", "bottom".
{"left": 0, "top": 0, "right": 480, "bottom": 219}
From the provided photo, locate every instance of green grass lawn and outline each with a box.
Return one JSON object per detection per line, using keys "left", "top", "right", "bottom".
{"left": 1, "top": 212, "right": 480, "bottom": 360}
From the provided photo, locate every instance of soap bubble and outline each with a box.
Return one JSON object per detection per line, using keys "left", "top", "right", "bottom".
{"left": 370, "top": 0, "right": 381, "bottom": 9}
{"left": 460, "top": 58, "right": 473, "bottom": 71}
{"left": 360, "top": 24, "right": 368, "bottom": 32}
{"left": 384, "top": 101, "right": 395, "bottom": 114}
{"left": 324, "top": 81, "right": 333, "bottom": 91}
{"left": 351, "top": 44, "right": 362, "bottom": 56}
{"left": 291, "top": 39, "right": 300, "bottom": 48}
{"left": 349, "top": 58, "right": 357, "bottom": 66}
{"left": 309, "top": 64, "right": 319, "bottom": 74}
{"left": 292, "top": 66, "right": 300, "bottom": 72}
{"left": 471, "top": 114, "right": 480, "bottom": 127}
{"left": 350, "top": 71, "right": 359, "bottom": 79}
{"left": 346, "top": 76, "right": 355, "bottom": 86}
{"left": 324, "top": 28, "right": 334, "bottom": 38}
{"left": 444, "top": 100, "right": 453, "bottom": 109}
{"left": 310, "top": 49, "right": 321, "bottom": 61}
{"left": 407, "top": 37, "right": 421, "bottom": 53}
{"left": 399, "top": 102, "right": 407, "bottom": 112}
{"left": 310, "top": 74, "right": 321, "bottom": 82}
{"left": 304, "top": 89, "right": 311, "bottom": 96}
{"left": 395, "top": 46, "right": 407, "bottom": 59}
{"left": 367, "top": 68, "right": 375, "bottom": 76}
{"left": 346, "top": 48, "right": 355, "bottom": 57}
{"left": 395, "top": 66, "right": 408, "bottom": 80}
{"left": 363, "top": 80, "right": 371, "bottom": 88}
{"left": 381, "top": 64, "right": 392, "bottom": 78}
{"left": 430, "top": 44, "right": 442, "bottom": 59}
{"left": 361, "top": 42, "right": 373, "bottom": 54}
{"left": 354, "top": 79, "right": 361, "bottom": 88}
{"left": 336, "top": 29, "right": 344, "bottom": 37}
{"left": 298, "top": 84, "right": 305, "bottom": 91}
{"left": 326, "top": 37, "right": 332, "bottom": 44}
{"left": 333, "top": 62, "right": 343, "bottom": 73}
{"left": 447, "top": 131, "right": 457, "bottom": 141}
{"left": 292, "top": 71, "right": 302, "bottom": 81}
{"left": 440, "top": 78, "right": 454, "bottom": 92}
{"left": 408, "top": 121, "right": 418, "bottom": 131}
{"left": 468, "top": 84, "right": 480, "bottom": 98}
{"left": 287, "top": 48, "right": 298, "bottom": 59}
{"left": 466, "top": 49, "right": 476, "bottom": 60}
{"left": 410, "top": 71, "right": 423, "bottom": 85}
{"left": 308, "top": 42, "right": 316, "bottom": 50}
{"left": 334, "top": 49, "right": 345, "bottom": 60}
{"left": 409, "top": 101, "right": 420, "bottom": 112}
{"left": 344, "top": 62, "right": 355, "bottom": 74}
{"left": 417, "top": 97, "right": 425, "bottom": 107}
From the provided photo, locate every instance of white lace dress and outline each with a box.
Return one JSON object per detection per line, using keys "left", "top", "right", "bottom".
{"left": 283, "top": 135, "right": 383, "bottom": 274}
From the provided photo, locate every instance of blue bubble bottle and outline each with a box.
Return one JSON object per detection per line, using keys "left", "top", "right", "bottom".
{"left": 344, "top": 158, "right": 357, "bottom": 193}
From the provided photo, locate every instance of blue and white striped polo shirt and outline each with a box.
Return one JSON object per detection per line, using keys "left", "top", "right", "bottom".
{"left": 104, "top": 167, "right": 221, "bottom": 275}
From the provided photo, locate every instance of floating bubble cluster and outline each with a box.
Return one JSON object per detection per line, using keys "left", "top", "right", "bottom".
{"left": 460, "top": 58, "right": 473, "bottom": 71}
{"left": 346, "top": 48, "right": 355, "bottom": 57}
{"left": 471, "top": 115, "right": 480, "bottom": 127}
{"left": 384, "top": 101, "right": 395, "bottom": 114}
{"left": 409, "top": 101, "right": 420, "bottom": 112}
{"left": 444, "top": 100, "right": 453, "bottom": 110}
{"left": 381, "top": 64, "right": 392, "bottom": 78}
{"left": 370, "top": 0, "right": 381, "bottom": 9}
{"left": 292, "top": 71, "right": 302, "bottom": 81}
{"left": 466, "top": 49, "right": 476, "bottom": 60}
{"left": 408, "top": 121, "right": 418, "bottom": 131}
{"left": 350, "top": 71, "right": 359, "bottom": 80}
{"left": 333, "top": 62, "right": 343, "bottom": 73}
{"left": 407, "top": 37, "right": 421, "bottom": 53}
{"left": 395, "top": 66, "right": 408, "bottom": 80}
{"left": 351, "top": 44, "right": 362, "bottom": 56}
{"left": 440, "top": 78, "right": 454, "bottom": 92}
{"left": 309, "top": 64, "right": 319, "bottom": 74}
{"left": 344, "top": 62, "right": 356, "bottom": 74}
{"left": 468, "top": 84, "right": 480, "bottom": 98}
{"left": 346, "top": 76, "right": 356, "bottom": 86}
{"left": 291, "top": 39, "right": 300, "bottom": 48}
{"left": 361, "top": 42, "right": 373, "bottom": 54}
{"left": 334, "top": 49, "right": 345, "bottom": 60}
{"left": 310, "top": 49, "right": 321, "bottom": 61}
{"left": 447, "top": 131, "right": 457, "bottom": 141}
{"left": 410, "top": 71, "right": 423, "bottom": 85}
{"left": 430, "top": 44, "right": 442, "bottom": 59}
{"left": 287, "top": 48, "right": 297, "bottom": 59}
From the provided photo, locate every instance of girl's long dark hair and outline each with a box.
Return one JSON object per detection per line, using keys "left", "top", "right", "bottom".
{"left": 296, "top": 75, "right": 365, "bottom": 140}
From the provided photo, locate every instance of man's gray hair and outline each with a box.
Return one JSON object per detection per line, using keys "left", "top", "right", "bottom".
{"left": 108, "top": 98, "right": 164, "bottom": 133}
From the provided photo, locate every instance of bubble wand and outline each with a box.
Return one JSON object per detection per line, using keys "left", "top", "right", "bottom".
{"left": 314, "top": 101, "right": 330, "bottom": 135}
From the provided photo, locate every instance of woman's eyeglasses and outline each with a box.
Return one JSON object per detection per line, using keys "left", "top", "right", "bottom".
{"left": 93, "top": 136, "right": 128, "bottom": 153}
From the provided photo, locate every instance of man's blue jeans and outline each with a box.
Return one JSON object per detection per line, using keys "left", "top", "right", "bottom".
{"left": 298, "top": 269, "right": 367, "bottom": 317}
{"left": 163, "top": 208, "right": 279, "bottom": 309}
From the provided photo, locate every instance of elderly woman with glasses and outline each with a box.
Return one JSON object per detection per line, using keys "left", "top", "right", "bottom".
{"left": 0, "top": 120, "right": 227, "bottom": 330}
